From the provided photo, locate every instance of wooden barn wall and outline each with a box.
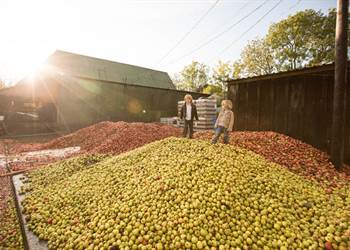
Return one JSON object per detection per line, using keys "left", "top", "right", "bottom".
{"left": 228, "top": 70, "right": 350, "bottom": 164}
{"left": 56, "top": 78, "right": 207, "bottom": 132}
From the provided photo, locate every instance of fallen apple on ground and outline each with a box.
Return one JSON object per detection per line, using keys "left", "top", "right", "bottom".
{"left": 195, "top": 131, "right": 350, "bottom": 191}
{"left": 0, "top": 176, "right": 23, "bottom": 249}
{"left": 1, "top": 121, "right": 181, "bottom": 155}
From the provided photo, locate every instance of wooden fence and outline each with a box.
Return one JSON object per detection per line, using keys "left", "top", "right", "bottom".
{"left": 227, "top": 63, "right": 350, "bottom": 164}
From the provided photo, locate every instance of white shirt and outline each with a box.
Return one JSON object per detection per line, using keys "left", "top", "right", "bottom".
{"left": 186, "top": 104, "right": 192, "bottom": 120}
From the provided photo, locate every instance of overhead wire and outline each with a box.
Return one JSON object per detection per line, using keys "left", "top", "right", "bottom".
{"left": 219, "top": 0, "right": 283, "bottom": 55}
{"left": 163, "top": 0, "right": 270, "bottom": 66}
{"left": 280, "top": 0, "right": 302, "bottom": 16}
{"left": 156, "top": 0, "right": 221, "bottom": 65}
{"left": 288, "top": 0, "right": 302, "bottom": 11}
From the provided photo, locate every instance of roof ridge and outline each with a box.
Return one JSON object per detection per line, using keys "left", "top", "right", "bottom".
{"left": 227, "top": 62, "right": 339, "bottom": 83}
{"left": 51, "top": 50, "right": 168, "bottom": 74}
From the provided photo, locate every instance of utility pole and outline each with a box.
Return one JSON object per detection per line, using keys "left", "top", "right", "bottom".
{"left": 331, "top": 0, "right": 349, "bottom": 170}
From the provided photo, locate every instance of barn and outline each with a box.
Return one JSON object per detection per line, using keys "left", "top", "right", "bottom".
{"left": 0, "top": 50, "right": 207, "bottom": 135}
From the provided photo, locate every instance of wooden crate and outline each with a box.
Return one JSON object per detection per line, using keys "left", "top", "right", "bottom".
{"left": 177, "top": 98, "right": 217, "bottom": 130}
{"left": 160, "top": 117, "right": 179, "bottom": 126}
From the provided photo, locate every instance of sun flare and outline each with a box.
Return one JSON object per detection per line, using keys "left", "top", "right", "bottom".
{"left": 1, "top": 41, "right": 53, "bottom": 82}
{"left": 15, "top": 49, "right": 49, "bottom": 77}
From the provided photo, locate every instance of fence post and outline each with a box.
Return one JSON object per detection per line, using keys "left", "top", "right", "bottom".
{"left": 257, "top": 83, "right": 261, "bottom": 130}
{"left": 331, "top": 0, "right": 348, "bottom": 170}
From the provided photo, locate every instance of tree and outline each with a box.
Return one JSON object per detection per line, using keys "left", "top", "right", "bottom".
{"left": 175, "top": 9, "right": 339, "bottom": 84}
{"left": 174, "top": 60, "right": 243, "bottom": 95}
{"left": 203, "top": 84, "right": 223, "bottom": 96}
{"left": 309, "top": 8, "right": 336, "bottom": 66}
{"left": 239, "top": 38, "right": 280, "bottom": 76}
{"left": 174, "top": 61, "right": 210, "bottom": 91}
{"left": 211, "top": 60, "right": 237, "bottom": 91}
{"left": 171, "top": 73, "right": 183, "bottom": 89}
{"left": 232, "top": 60, "right": 244, "bottom": 79}
{"left": 0, "top": 78, "right": 6, "bottom": 89}
{"left": 266, "top": 9, "right": 336, "bottom": 70}
{"left": 235, "top": 9, "right": 338, "bottom": 76}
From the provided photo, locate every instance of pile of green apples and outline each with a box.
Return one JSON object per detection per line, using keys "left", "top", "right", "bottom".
{"left": 21, "top": 138, "right": 350, "bottom": 250}
{"left": 0, "top": 177, "right": 23, "bottom": 249}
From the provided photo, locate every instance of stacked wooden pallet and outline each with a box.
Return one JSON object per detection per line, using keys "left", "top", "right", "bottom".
{"left": 160, "top": 117, "right": 179, "bottom": 126}
{"left": 177, "top": 99, "right": 217, "bottom": 131}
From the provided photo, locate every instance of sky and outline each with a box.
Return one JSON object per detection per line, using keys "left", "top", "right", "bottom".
{"left": 0, "top": 0, "right": 336, "bottom": 84}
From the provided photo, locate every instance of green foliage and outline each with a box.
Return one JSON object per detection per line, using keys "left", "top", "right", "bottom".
{"left": 173, "top": 61, "right": 210, "bottom": 91}
{"left": 211, "top": 60, "right": 237, "bottom": 91}
{"left": 174, "top": 9, "right": 337, "bottom": 91}
{"left": 308, "top": 8, "right": 337, "bottom": 66}
{"left": 234, "top": 8, "right": 337, "bottom": 77}
{"left": 173, "top": 60, "right": 241, "bottom": 95}
{"left": 231, "top": 61, "right": 243, "bottom": 79}
{"left": 202, "top": 84, "right": 223, "bottom": 96}
{"left": 239, "top": 38, "right": 280, "bottom": 77}
{"left": 266, "top": 9, "right": 335, "bottom": 70}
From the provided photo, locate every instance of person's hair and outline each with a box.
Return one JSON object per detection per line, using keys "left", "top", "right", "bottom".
{"left": 222, "top": 100, "right": 233, "bottom": 109}
{"left": 184, "top": 94, "right": 193, "bottom": 102}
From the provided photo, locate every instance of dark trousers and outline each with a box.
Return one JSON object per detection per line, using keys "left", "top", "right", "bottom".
{"left": 183, "top": 120, "right": 194, "bottom": 138}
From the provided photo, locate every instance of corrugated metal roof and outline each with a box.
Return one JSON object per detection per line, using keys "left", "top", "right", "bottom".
{"left": 46, "top": 50, "right": 175, "bottom": 89}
